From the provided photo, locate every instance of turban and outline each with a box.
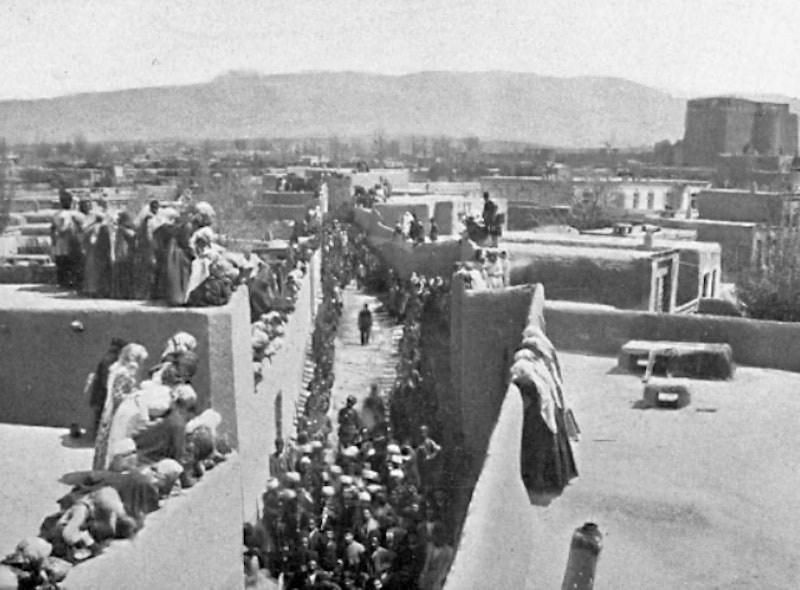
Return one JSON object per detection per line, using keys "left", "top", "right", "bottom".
{"left": 279, "top": 489, "right": 297, "bottom": 501}
{"left": 162, "top": 332, "right": 197, "bottom": 360}
{"left": 172, "top": 384, "right": 197, "bottom": 407}
{"left": 154, "top": 458, "right": 184, "bottom": 480}
{"left": 342, "top": 446, "right": 360, "bottom": 458}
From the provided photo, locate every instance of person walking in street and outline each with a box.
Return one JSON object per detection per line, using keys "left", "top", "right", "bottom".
{"left": 358, "top": 303, "right": 373, "bottom": 346}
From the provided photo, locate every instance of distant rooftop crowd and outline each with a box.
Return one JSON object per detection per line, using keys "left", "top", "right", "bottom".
{"left": 49, "top": 189, "right": 258, "bottom": 307}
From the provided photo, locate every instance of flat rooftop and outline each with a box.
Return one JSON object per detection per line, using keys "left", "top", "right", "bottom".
{"left": 449, "top": 352, "right": 800, "bottom": 589}
{"left": 503, "top": 241, "right": 673, "bottom": 261}
{"left": 0, "top": 284, "right": 234, "bottom": 314}
{"left": 503, "top": 230, "right": 721, "bottom": 253}
{"left": 0, "top": 424, "right": 93, "bottom": 557}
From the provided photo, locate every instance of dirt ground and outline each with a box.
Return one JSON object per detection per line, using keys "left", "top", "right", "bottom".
{"left": 329, "top": 285, "right": 401, "bottom": 439}
{"left": 448, "top": 352, "right": 800, "bottom": 589}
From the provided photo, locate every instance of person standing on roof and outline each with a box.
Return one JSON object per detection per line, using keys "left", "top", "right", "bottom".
{"left": 482, "top": 191, "right": 500, "bottom": 247}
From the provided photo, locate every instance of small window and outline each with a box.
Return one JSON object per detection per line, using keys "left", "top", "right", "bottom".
{"left": 647, "top": 191, "right": 656, "bottom": 209}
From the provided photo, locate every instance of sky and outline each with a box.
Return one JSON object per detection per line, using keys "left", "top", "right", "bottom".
{"left": 1, "top": 0, "right": 799, "bottom": 101}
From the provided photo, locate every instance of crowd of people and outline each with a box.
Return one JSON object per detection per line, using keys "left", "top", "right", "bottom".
{"left": 249, "top": 243, "right": 315, "bottom": 386}
{"left": 244, "top": 220, "right": 462, "bottom": 590}
{"left": 391, "top": 213, "right": 439, "bottom": 246}
{"left": 2, "top": 331, "right": 231, "bottom": 588}
{"left": 353, "top": 180, "right": 392, "bottom": 209}
{"left": 50, "top": 189, "right": 251, "bottom": 307}
{"left": 453, "top": 247, "right": 511, "bottom": 291}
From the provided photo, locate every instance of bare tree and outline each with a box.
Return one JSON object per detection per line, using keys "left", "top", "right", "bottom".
{"left": 0, "top": 138, "right": 9, "bottom": 234}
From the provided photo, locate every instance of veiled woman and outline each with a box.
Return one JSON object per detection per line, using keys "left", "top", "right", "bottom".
{"left": 132, "top": 200, "right": 160, "bottom": 300}
{"left": 510, "top": 326, "right": 577, "bottom": 504}
{"left": 146, "top": 332, "right": 198, "bottom": 385}
{"left": 81, "top": 199, "right": 113, "bottom": 298}
{"left": 152, "top": 207, "right": 192, "bottom": 306}
{"left": 154, "top": 202, "right": 215, "bottom": 306}
{"left": 93, "top": 343, "right": 149, "bottom": 471}
{"left": 111, "top": 210, "right": 136, "bottom": 299}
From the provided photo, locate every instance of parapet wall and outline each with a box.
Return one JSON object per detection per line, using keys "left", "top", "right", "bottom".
{"left": 63, "top": 458, "right": 243, "bottom": 590}
{"left": 446, "top": 283, "right": 547, "bottom": 589}
{"left": 544, "top": 300, "right": 800, "bottom": 372}
{"left": 374, "top": 202, "right": 432, "bottom": 228}
{"left": 449, "top": 282, "right": 543, "bottom": 455}
{"left": 353, "top": 207, "right": 466, "bottom": 279}
{"left": 0, "top": 287, "right": 253, "bottom": 444}
{"left": 253, "top": 203, "right": 314, "bottom": 224}
{"left": 238, "top": 250, "right": 321, "bottom": 519}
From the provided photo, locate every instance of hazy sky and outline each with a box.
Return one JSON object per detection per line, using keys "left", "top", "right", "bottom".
{"left": 2, "top": 0, "right": 799, "bottom": 101}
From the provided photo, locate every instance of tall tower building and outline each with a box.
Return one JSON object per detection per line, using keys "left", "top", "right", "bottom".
{"left": 682, "top": 97, "right": 798, "bottom": 166}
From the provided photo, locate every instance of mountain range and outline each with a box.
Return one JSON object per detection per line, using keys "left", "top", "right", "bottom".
{"left": 0, "top": 70, "right": 794, "bottom": 148}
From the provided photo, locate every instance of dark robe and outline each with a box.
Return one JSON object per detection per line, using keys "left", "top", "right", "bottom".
{"left": 88, "top": 350, "right": 121, "bottom": 434}
{"left": 133, "top": 214, "right": 158, "bottom": 300}
{"left": 81, "top": 215, "right": 113, "bottom": 297}
{"left": 153, "top": 221, "right": 194, "bottom": 306}
{"left": 517, "top": 380, "right": 578, "bottom": 495}
{"left": 112, "top": 224, "right": 136, "bottom": 299}
{"left": 133, "top": 407, "right": 191, "bottom": 464}
{"left": 186, "top": 276, "right": 232, "bottom": 307}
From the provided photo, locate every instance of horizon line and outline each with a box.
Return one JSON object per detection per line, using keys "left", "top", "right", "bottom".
{"left": 2, "top": 68, "right": 797, "bottom": 104}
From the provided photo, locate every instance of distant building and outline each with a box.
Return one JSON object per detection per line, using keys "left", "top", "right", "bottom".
{"left": 695, "top": 188, "right": 800, "bottom": 225}
{"left": 683, "top": 97, "right": 799, "bottom": 166}
{"left": 658, "top": 217, "right": 771, "bottom": 281}
{"left": 501, "top": 241, "right": 681, "bottom": 312}
{"left": 504, "top": 230, "right": 721, "bottom": 313}
{"left": 572, "top": 177, "right": 709, "bottom": 218}
{"left": 481, "top": 175, "right": 710, "bottom": 220}
{"left": 714, "top": 154, "right": 800, "bottom": 192}
{"left": 480, "top": 176, "right": 573, "bottom": 208}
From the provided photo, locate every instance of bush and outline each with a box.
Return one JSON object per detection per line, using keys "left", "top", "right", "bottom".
{"left": 0, "top": 138, "right": 8, "bottom": 234}
{"left": 736, "top": 227, "right": 800, "bottom": 321}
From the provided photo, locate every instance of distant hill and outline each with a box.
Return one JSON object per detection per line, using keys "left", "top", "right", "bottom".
{"left": 0, "top": 71, "right": 691, "bottom": 147}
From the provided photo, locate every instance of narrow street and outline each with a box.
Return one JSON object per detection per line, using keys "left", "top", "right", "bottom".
{"left": 329, "top": 285, "right": 402, "bottom": 439}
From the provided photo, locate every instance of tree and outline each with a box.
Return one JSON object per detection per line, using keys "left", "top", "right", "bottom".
{"left": 736, "top": 225, "right": 800, "bottom": 321}
{"left": 432, "top": 136, "right": 452, "bottom": 160}
{"left": 73, "top": 133, "right": 89, "bottom": 158}
{"left": 373, "top": 131, "right": 387, "bottom": 165}
{"left": 233, "top": 138, "right": 249, "bottom": 151}
{"left": 56, "top": 141, "right": 74, "bottom": 157}
{"left": 35, "top": 142, "right": 53, "bottom": 161}
{"left": 0, "top": 138, "right": 9, "bottom": 234}
{"left": 568, "top": 177, "right": 614, "bottom": 230}
{"left": 84, "top": 142, "right": 105, "bottom": 167}
{"left": 328, "top": 135, "right": 343, "bottom": 165}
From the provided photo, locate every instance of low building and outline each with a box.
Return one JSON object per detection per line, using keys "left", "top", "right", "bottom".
{"left": 499, "top": 240, "right": 680, "bottom": 312}
{"left": 504, "top": 229, "right": 720, "bottom": 312}
{"left": 657, "top": 217, "right": 770, "bottom": 281}
{"left": 481, "top": 175, "right": 710, "bottom": 220}
{"left": 480, "top": 176, "right": 574, "bottom": 207}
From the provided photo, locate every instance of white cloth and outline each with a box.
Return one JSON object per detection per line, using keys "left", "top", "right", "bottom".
{"left": 185, "top": 257, "right": 212, "bottom": 303}
{"left": 510, "top": 357, "right": 561, "bottom": 434}
{"left": 186, "top": 408, "right": 222, "bottom": 434}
